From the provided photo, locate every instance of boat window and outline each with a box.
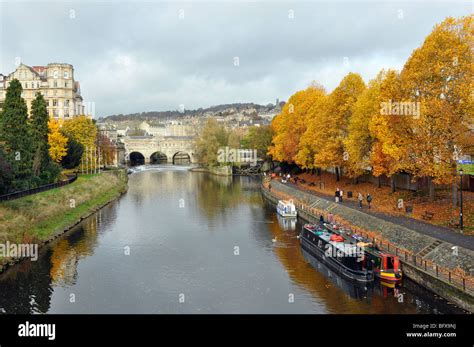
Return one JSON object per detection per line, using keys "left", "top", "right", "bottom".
{"left": 386, "top": 257, "right": 395, "bottom": 270}
{"left": 373, "top": 257, "right": 381, "bottom": 269}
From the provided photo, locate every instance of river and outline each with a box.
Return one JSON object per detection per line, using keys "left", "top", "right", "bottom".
{"left": 0, "top": 167, "right": 465, "bottom": 314}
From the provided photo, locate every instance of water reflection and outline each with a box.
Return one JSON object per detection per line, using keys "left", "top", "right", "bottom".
{"left": 276, "top": 215, "right": 297, "bottom": 231}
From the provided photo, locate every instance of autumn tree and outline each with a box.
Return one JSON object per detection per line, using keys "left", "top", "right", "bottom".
{"left": 62, "top": 115, "right": 98, "bottom": 170}
{"left": 97, "top": 132, "right": 115, "bottom": 166}
{"left": 48, "top": 118, "right": 68, "bottom": 163}
{"left": 313, "top": 73, "right": 366, "bottom": 180}
{"left": 269, "top": 83, "right": 326, "bottom": 165}
{"left": 368, "top": 70, "right": 415, "bottom": 191}
{"left": 344, "top": 72, "right": 385, "bottom": 181}
{"left": 294, "top": 91, "right": 329, "bottom": 169}
{"left": 400, "top": 15, "right": 473, "bottom": 202}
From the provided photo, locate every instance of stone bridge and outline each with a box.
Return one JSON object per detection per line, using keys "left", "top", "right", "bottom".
{"left": 123, "top": 135, "right": 197, "bottom": 165}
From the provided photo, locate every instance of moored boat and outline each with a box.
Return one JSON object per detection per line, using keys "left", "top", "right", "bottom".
{"left": 324, "top": 224, "right": 402, "bottom": 282}
{"left": 300, "top": 223, "right": 374, "bottom": 282}
{"left": 276, "top": 199, "right": 297, "bottom": 217}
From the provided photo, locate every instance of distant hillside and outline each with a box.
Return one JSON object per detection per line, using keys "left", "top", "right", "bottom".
{"left": 99, "top": 102, "right": 282, "bottom": 122}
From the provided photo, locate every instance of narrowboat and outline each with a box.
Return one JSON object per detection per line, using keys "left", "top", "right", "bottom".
{"left": 300, "top": 224, "right": 374, "bottom": 282}
{"left": 325, "top": 224, "right": 402, "bottom": 282}
{"left": 276, "top": 199, "right": 297, "bottom": 217}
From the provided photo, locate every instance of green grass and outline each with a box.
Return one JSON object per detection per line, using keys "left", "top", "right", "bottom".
{"left": 0, "top": 171, "right": 127, "bottom": 249}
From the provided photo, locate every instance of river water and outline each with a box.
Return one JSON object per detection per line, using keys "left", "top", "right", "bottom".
{"left": 0, "top": 167, "right": 465, "bottom": 314}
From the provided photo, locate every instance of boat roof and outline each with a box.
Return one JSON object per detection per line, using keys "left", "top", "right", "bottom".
{"left": 306, "top": 227, "right": 360, "bottom": 255}
{"left": 324, "top": 224, "right": 397, "bottom": 258}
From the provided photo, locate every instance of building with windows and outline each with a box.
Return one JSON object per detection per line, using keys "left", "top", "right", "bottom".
{"left": 0, "top": 63, "right": 85, "bottom": 119}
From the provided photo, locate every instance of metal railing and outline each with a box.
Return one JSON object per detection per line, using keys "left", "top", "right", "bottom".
{"left": 0, "top": 174, "right": 78, "bottom": 202}
{"left": 262, "top": 181, "right": 474, "bottom": 295}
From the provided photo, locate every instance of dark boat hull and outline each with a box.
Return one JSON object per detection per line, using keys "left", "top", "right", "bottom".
{"left": 301, "top": 247, "right": 372, "bottom": 300}
{"left": 300, "top": 233, "right": 374, "bottom": 283}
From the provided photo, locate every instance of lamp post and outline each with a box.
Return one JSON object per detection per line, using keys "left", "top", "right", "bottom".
{"left": 459, "top": 168, "right": 463, "bottom": 232}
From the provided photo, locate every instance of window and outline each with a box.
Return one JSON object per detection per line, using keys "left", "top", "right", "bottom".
{"left": 53, "top": 99, "right": 58, "bottom": 107}
{"left": 65, "top": 100, "right": 70, "bottom": 107}
{"left": 54, "top": 81, "right": 58, "bottom": 88}
{"left": 64, "top": 71, "right": 69, "bottom": 79}
{"left": 65, "top": 82, "right": 68, "bottom": 88}
{"left": 53, "top": 70, "right": 58, "bottom": 79}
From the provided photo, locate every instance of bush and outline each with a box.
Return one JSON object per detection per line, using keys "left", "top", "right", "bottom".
{"left": 61, "top": 135, "right": 84, "bottom": 169}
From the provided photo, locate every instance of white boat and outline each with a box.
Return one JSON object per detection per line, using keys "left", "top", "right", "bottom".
{"left": 276, "top": 199, "right": 297, "bottom": 217}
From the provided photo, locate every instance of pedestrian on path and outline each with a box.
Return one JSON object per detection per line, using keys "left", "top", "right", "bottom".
{"left": 358, "top": 192, "right": 363, "bottom": 208}
{"left": 340, "top": 189, "right": 344, "bottom": 203}
{"left": 328, "top": 213, "right": 334, "bottom": 224}
{"left": 335, "top": 188, "right": 340, "bottom": 203}
{"left": 366, "top": 194, "right": 372, "bottom": 209}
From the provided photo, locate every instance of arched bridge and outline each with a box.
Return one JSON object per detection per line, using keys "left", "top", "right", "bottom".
{"left": 123, "top": 135, "right": 197, "bottom": 165}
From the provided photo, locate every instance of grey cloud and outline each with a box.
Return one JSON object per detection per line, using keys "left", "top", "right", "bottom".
{"left": 0, "top": 1, "right": 471, "bottom": 116}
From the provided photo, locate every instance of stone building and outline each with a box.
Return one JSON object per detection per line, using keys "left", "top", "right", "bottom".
{"left": 0, "top": 63, "right": 85, "bottom": 119}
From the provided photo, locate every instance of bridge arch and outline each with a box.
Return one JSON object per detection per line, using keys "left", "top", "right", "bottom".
{"left": 172, "top": 151, "right": 191, "bottom": 165}
{"left": 150, "top": 151, "right": 168, "bottom": 164}
{"left": 129, "top": 151, "right": 145, "bottom": 166}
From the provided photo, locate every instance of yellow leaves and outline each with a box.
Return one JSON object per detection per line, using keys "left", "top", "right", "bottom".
{"left": 269, "top": 85, "right": 326, "bottom": 164}
{"left": 269, "top": 15, "right": 472, "bottom": 187}
{"left": 312, "top": 73, "right": 366, "bottom": 169}
{"left": 400, "top": 15, "right": 473, "bottom": 183}
{"left": 344, "top": 73, "right": 383, "bottom": 177}
{"left": 48, "top": 118, "right": 68, "bottom": 163}
{"left": 62, "top": 115, "right": 97, "bottom": 145}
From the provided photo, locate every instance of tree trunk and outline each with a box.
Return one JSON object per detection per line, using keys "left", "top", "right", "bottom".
{"left": 452, "top": 182, "right": 458, "bottom": 207}
{"left": 377, "top": 176, "right": 381, "bottom": 188}
{"left": 390, "top": 176, "right": 396, "bottom": 193}
{"left": 335, "top": 166, "right": 340, "bottom": 182}
{"left": 428, "top": 176, "right": 435, "bottom": 201}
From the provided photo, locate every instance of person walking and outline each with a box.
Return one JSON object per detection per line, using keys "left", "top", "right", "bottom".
{"left": 340, "top": 189, "right": 344, "bottom": 203}
{"left": 358, "top": 192, "right": 363, "bottom": 209}
{"left": 335, "top": 188, "right": 340, "bottom": 203}
{"left": 366, "top": 193, "right": 372, "bottom": 209}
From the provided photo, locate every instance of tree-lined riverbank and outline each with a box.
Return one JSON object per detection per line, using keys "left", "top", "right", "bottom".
{"left": 0, "top": 170, "right": 127, "bottom": 272}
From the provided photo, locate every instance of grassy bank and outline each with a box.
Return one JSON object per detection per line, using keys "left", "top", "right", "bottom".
{"left": 0, "top": 170, "right": 128, "bottom": 256}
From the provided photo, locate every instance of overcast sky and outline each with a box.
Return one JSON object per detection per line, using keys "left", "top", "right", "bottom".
{"left": 0, "top": 0, "right": 471, "bottom": 117}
